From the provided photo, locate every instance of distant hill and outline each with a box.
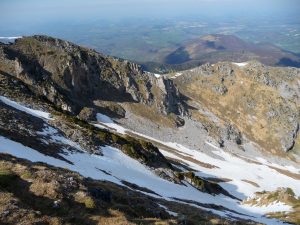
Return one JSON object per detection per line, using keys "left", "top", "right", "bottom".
{"left": 141, "top": 34, "right": 300, "bottom": 73}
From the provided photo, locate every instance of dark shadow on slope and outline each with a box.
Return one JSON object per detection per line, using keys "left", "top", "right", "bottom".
{"left": 164, "top": 47, "right": 191, "bottom": 64}
{"left": 0, "top": 102, "right": 74, "bottom": 164}
{"left": 0, "top": 172, "right": 99, "bottom": 225}
{"left": 121, "top": 180, "right": 162, "bottom": 197}
{"left": 172, "top": 197, "right": 250, "bottom": 217}
{"left": 2, "top": 44, "right": 137, "bottom": 114}
{"left": 276, "top": 57, "right": 300, "bottom": 68}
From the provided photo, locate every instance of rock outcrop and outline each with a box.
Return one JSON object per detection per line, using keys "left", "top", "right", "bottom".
{"left": 0, "top": 36, "right": 187, "bottom": 117}
{"left": 173, "top": 61, "right": 300, "bottom": 154}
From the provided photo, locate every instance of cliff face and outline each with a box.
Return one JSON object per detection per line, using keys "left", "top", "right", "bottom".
{"left": 0, "top": 36, "right": 186, "bottom": 116}
{"left": 173, "top": 61, "right": 300, "bottom": 154}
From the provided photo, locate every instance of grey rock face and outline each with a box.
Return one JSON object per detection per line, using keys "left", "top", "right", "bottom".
{"left": 281, "top": 122, "right": 299, "bottom": 152}
{"left": 221, "top": 123, "right": 243, "bottom": 145}
{"left": 214, "top": 85, "right": 228, "bottom": 95}
{"left": 77, "top": 107, "right": 97, "bottom": 122}
{"left": 0, "top": 35, "right": 187, "bottom": 117}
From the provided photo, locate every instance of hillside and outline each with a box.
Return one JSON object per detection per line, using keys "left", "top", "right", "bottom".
{"left": 171, "top": 61, "right": 300, "bottom": 155}
{"left": 141, "top": 34, "right": 300, "bottom": 73}
{"left": 0, "top": 36, "right": 300, "bottom": 225}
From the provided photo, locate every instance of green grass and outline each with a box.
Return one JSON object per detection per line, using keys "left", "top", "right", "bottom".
{"left": 84, "top": 197, "right": 96, "bottom": 209}
{"left": 21, "top": 170, "right": 33, "bottom": 180}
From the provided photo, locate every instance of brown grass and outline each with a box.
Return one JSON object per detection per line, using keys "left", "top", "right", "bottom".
{"left": 175, "top": 65, "right": 299, "bottom": 156}
{"left": 241, "top": 179, "right": 260, "bottom": 187}
{"left": 268, "top": 166, "right": 300, "bottom": 180}
{"left": 127, "top": 131, "right": 219, "bottom": 169}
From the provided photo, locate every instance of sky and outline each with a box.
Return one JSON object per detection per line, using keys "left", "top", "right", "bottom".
{"left": 1, "top": 0, "right": 299, "bottom": 24}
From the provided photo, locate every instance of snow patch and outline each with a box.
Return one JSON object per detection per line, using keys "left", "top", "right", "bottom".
{"left": 0, "top": 135, "right": 294, "bottom": 224}
{"left": 0, "top": 96, "right": 53, "bottom": 120}
{"left": 37, "top": 125, "right": 83, "bottom": 151}
{"left": 0, "top": 36, "right": 22, "bottom": 39}
{"left": 0, "top": 36, "right": 22, "bottom": 44}
{"left": 242, "top": 201, "right": 292, "bottom": 214}
{"left": 95, "top": 113, "right": 126, "bottom": 134}
{"left": 233, "top": 62, "right": 248, "bottom": 67}
{"left": 171, "top": 72, "right": 183, "bottom": 79}
{"left": 158, "top": 204, "right": 178, "bottom": 217}
{"left": 92, "top": 116, "right": 300, "bottom": 201}
{"left": 154, "top": 73, "right": 161, "bottom": 78}
{"left": 145, "top": 71, "right": 161, "bottom": 78}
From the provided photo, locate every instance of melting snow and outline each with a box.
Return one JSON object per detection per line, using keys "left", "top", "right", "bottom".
{"left": 92, "top": 115, "right": 300, "bottom": 201}
{"left": 0, "top": 133, "right": 295, "bottom": 225}
{"left": 95, "top": 113, "right": 127, "bottom": 134}
{"left": 233, "top": 62, "right": 248, "bottom": 67}
{"left": 37, "top": 125, "right": 83, "bottom": 151}
{"left": 0, "top": 36, "right": 22, "bottom": 44}
{"left": 160, "top": 142, "right": 300, "bottom": 199}
{"left": 158, "top": 204, "right": 178, "bottom": 217}
{"left": 242, "top": 201, "right": 292, "bottom": 214}
{"left": 145, "top": 71, "right": 161, "bottom": 78}
{"left": 95, "top": 120, "right": 300, "bottom": 200}
{"left": 0, "top": 96, "right": 53, "bottom": 120}
{"left": 0, "top": 36, "right": 22, "bottom": 39}
{"left": 0, "top": 104, "right": 298, "bottom": 224}
{"left": 171, "top": 72, "right": 183, "bottom": 79}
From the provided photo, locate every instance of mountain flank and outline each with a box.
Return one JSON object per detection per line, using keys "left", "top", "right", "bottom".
{"left": 141, "top": 34, "right": 300, "bottom": 73}
{"left": 1, "top": 35, "right": 300, "bottom": 225}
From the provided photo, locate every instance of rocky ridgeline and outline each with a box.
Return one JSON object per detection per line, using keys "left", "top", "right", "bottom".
{"left": 174, "top": 61, "right": 300, "bottom": 154}
{"left": 0, "top": 36, "right": 186, "bottom": 117}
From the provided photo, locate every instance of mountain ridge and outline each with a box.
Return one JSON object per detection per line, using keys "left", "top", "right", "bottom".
{"left": 140, "top": 34, "right": 300, "bottom": 73}
{"left": 0, "top": 35, "right": 300, "bottom": 225}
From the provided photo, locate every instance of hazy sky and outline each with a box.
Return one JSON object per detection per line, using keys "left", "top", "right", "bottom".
{"left": 0, "top": 0, "right": 299, "bottom": 45}
{"left": 1, "top": 0, "right": 299, "bottom": 23}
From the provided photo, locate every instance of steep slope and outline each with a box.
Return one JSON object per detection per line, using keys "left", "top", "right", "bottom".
{"left": 0, "top": 73, "right": 261, "bottom": 225}
{"left": 171, "top": 61, "right": 300, "bottom": 155}
{"left": 0, "top": 36, "right": 300, "bottom": 225}
{"left": 0, "top": 35, "right": 186, "bottom": 119}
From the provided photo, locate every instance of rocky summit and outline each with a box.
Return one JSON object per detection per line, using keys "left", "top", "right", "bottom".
{"left": 0, "top": 36, "right": 186, "bottom": 117}
{"left": 0, "top": 36, "right": 300, "bottom": 225}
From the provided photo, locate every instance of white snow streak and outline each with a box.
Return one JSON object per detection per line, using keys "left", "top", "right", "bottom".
{"left": 95, "top": 113, "right": 127, "bottom": 134}
{"left": 0, "top": 36, "right": 22, "bottom": 39}
{"left": 0, "top": 96, "right": 53, "bottom": 120}
{"left": 233, "top": 62, "right": 248, "bottom": 67}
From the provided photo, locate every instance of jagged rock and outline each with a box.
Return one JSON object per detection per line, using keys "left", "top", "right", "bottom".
{"left": 221, "top": 123, "right": 243, "bottom": 145}
{"left": 174, "top": 61, "right": 300, "bottom": 153}
{"left": 175, "top": 116, "right": 185, "bottom": 127}
{"left": 281, "top": 122, "right": 299, "bottom": 152}
{"left": 77, "top": 107, "right": 97, "bottom": 121}
{"left": 214, "top": 85, "right": 228, "bottom": 95}
{"left": 0, "top": 35, "right": 187, "bottom": 117}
